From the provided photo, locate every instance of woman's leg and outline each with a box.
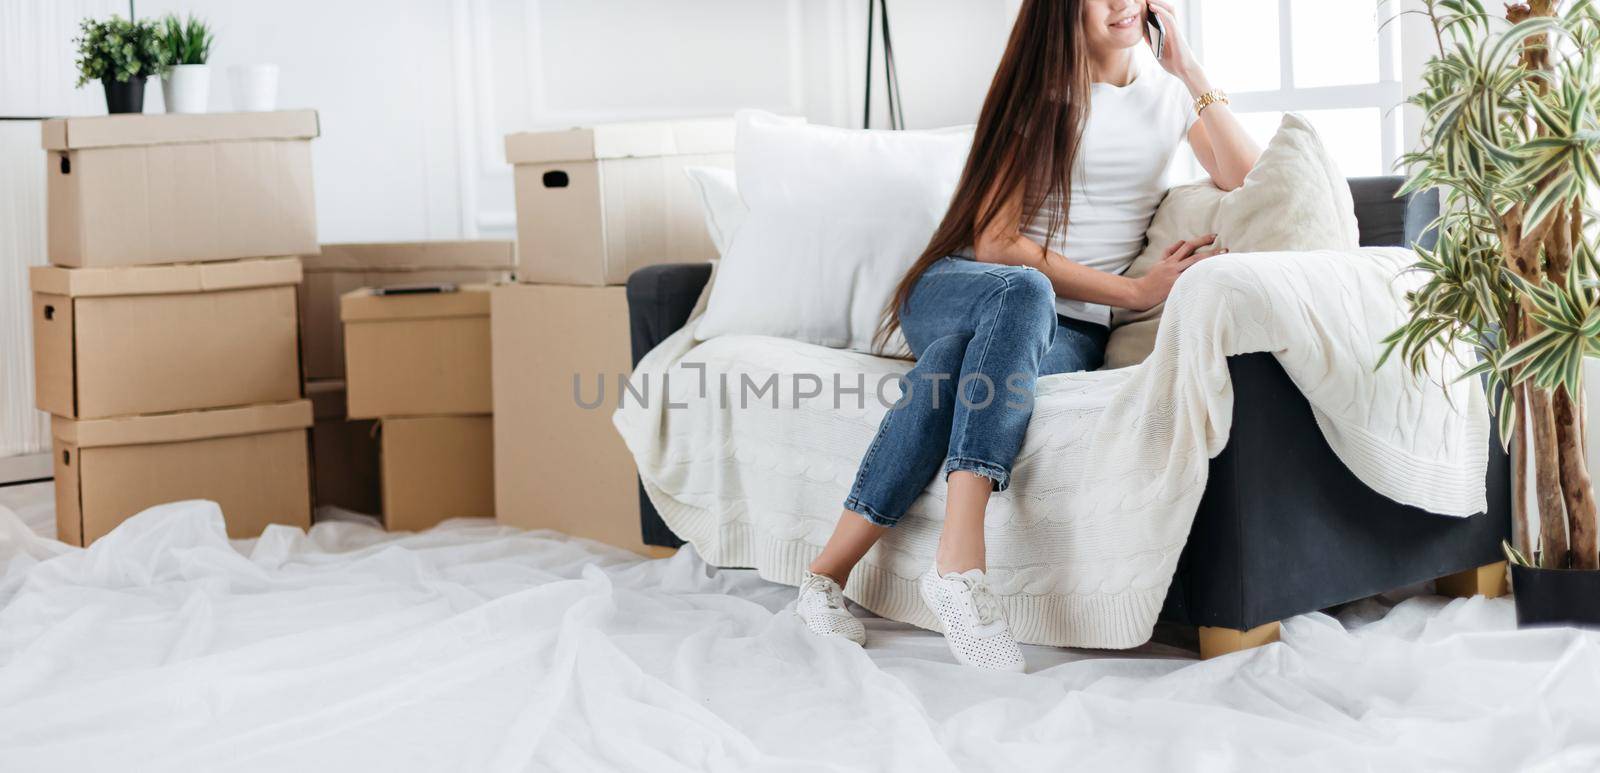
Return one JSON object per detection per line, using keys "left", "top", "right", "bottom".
{"left": 933, "top": 315, "right": 1109, "bottom": 575}
{"left": 932, "top": 267, "right": 1059, "bottom": 574}
{"left": 807, "top": 512, "right": 887, "bottom": 585}
{"left": 808, "top": 331, "right": 970, "bottom": 581}
{"left": 809, "top": 259, "right": 1058, "bottom": 582}
{"left": 937, "top": 472, "right": 993, "bottom": 574}
{"left": 1038, "top": 316, "right": 1110, "bottom": 375}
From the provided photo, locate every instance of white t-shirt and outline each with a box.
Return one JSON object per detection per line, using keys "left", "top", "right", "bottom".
{"left": 1028, "top": 58, "right": 1195, "bottom": 325}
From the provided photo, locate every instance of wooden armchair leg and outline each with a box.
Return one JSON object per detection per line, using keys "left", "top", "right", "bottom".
{"left": 1436, "top": 560, "right": 1509, "bottom": 599}
{"left": 1198, "top": 621, "right": 1281, "bottom": 659}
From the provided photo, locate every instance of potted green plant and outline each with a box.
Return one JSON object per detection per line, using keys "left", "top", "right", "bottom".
{"left": 73, "top": 16, "right": 169, "bottom": 114}
{"left": 158, "top": 14, "right": 214, "bottom": 114}
{"left": 1386, "top": 0, "right": 1600, "bottom": 627}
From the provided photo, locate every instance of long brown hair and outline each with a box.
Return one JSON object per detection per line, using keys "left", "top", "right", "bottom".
{"left": 875, "top": 0, "right": 1091, "bottom": 354}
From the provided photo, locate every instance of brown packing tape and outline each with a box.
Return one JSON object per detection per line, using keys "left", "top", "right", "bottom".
{"left": 29, "top": 257, "right": 303, "bottom": 298}
{"left": 41, "top": 110, "right": 320, "bottom": 150}
{"left": 303, "top": 241, "right": 516, "bottom": 272}
{"left": 339, "top": 284, "right": 492, "bottom": 322}
{"left": 53, "top": 400, "right": 313, "bottom": 449}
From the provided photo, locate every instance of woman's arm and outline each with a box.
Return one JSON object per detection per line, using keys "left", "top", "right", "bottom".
{"left": 973, "top": 184, "right": 1218, "bottom": 312}
{"left": 1149, "top": 0, "right": 1260, "bottom": 191}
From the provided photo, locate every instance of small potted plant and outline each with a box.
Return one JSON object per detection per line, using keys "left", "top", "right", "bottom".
{"left": 158, "top": 14, "right": 214, "bottom": 114}
{"left": 1387, "top": 0, "right": 1600, "bottom": 628}
{"left": 73, "top": 16, "right": 169, "bottom": 114}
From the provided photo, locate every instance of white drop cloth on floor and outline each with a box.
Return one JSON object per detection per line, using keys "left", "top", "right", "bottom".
{"left": 1, "top": 500, "right": 1597, "bottom": 772}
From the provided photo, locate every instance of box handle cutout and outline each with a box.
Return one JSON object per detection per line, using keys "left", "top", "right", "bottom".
{"left": 542, "top": 171, "right": 570, "bottom": 189}
{"left": 62, "top": 450, "right": 71, "bottom": 466}
{"left": 59, "top": 155, "right": 70, "bottom": 175}
{"left": 43, "top": 304, "right": 55, "bottom": 321}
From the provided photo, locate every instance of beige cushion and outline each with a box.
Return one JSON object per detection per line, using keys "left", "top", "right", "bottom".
{"left": 1103, "top": 113, "right": 1359, "bottom": 369}
{"left": 1103, "top": 183, "right": 1225, "bottom": 369}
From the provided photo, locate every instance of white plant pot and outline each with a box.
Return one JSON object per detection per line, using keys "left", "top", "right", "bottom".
{"left": 229, "top": 64, "right": 280, "bottom": 112}
{"left": 161, "top": 64, "right": 211, "bottom": 114}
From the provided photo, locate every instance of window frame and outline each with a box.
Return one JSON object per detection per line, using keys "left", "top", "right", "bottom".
{"left": 1184, "top": 0, "right": 1405, "bottom": 176}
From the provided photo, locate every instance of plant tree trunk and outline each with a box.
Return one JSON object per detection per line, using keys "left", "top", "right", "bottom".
{"left": 1553, "top": 388, "right": 1598, "bottom": 569}
{"left": 1541, "top": 192, "right": 1600, "bottom": 570}
{"left": 1512, "top": 384, "right": 1533, "bottom": 556}
{"left": 1511, "top": 0, "right": 1574, "bottom": 569}
{"left": 1528, "top": 385, "right": 1571, "bottom": 568}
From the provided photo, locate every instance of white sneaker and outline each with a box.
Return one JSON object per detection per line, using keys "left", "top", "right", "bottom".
{"left": 795, "top": 572, "right": 866, "bottom": 645}
{"left": 919, "top": 565, "right": 1025, "bottom": 672}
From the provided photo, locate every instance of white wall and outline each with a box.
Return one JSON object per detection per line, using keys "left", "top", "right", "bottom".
{"left": 0, "top": 0, "right": 1014, "bottom": 462}
{"left": 1, "top": 0, "right": 1017, "bottom": 244}
{"left": 446, "top": 0, "right": 1019, "bottom": 238}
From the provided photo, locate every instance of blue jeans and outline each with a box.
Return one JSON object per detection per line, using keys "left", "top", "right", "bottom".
{"left": 843, "top": 257, "right": 1108, "bottom": 527}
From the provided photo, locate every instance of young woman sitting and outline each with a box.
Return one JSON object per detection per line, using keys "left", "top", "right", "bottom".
{"left": 794, "top": 0, "right": 1262, "bottom": 671}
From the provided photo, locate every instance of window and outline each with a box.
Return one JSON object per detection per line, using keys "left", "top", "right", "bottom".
{"left": 1178, "top": 0, "right": 1403, "bottom": 178}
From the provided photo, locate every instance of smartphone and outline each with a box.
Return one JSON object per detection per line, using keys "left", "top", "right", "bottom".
{"left": 372, "top": 282, "right": 458, "bottom": 296}
{"left": 1146, "top": 9, "right": 1165, "bottom": 57}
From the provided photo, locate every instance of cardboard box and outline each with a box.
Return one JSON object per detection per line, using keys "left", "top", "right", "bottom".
{"left": 380, "top": 416, "right": 493, "bottom": 532}
{"left": 52, "top": 400, "right": 313, "bottom": 545}
{"left": 341, "top": 285, "right": 492, "bottom": 419}
{"left": 299, "top": 241, "right": 515, "bottom": 380}
{"left": 32, "top": 258, "right": 303, "bottom": 419}
{"left": 505, "top": 117, "right": 733, "bottom": 286}
{"left": 492, "top": 284, "right": 669, "bottom": 557}
{"left": 42, "top": 111, "right": 320, "bottom": 267}
{"left": 307, "top": 379, "right": 381, "bottom": 515}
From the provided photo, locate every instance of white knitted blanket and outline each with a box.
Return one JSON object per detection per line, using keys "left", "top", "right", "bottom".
{"left": 613, "top": 248, "right": 1489, "bottom": 648}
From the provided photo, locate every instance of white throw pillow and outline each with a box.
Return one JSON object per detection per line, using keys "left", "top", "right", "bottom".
{"left": 683, "top": 165, "right": 746, "bottom": 257}
{"left": 1214, "top": 113, "right": 1359, "bottom": 254}
{"left": 1103, "top": 113, "right": 1359, "bottom": 369}
{"left": 682, "top": 165, "right": 746, "bottom": 319}
{"left": 694, "top": 110, "right": 972, "bottom": 352}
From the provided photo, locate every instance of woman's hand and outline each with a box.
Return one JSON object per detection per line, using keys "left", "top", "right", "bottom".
{"left": 1146, "top": 0, "right": 1203, "bottom": 87}
{"left": 1129, "top": 234, "right": 1225, "bottom": 311}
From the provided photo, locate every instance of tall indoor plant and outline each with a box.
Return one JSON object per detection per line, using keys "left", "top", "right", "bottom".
{"left": 73, "top": 16, "right": 169, "bottom": 114}
{"left": 158, "top": 14, "right": 214, "bottom": 114}
{"left": 1386, "top": 0, "right": 1600, "bottom": 625}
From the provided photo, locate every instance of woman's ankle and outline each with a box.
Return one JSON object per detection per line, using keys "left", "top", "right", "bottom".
{"left": 806, "top": 563, "right": 848, "bottom": 586}
{"left": 934, "top": 547, "right": 985, "bottom": 576}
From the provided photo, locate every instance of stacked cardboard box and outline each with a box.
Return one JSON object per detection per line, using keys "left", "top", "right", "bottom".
{"left": 341, "top": 285, "right": 495, "bottom": 531}
{"left": 298, "top": 241, "right": 513, "bottom": 516}
{"left": 497, "top": 118, "right": 732, "bottom": 556}
{"left": 31, "top": 111, "right": 321, "bottom": 544}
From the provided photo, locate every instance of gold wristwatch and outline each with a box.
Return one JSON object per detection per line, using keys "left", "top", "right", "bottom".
{"left": 1194, "top": 89, "right": 1230, "bottom": 116}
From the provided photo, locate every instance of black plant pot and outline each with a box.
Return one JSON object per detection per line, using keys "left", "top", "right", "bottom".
{"left": 1511, "top": 563, "right": 1600, "bottom": 629}
{"left": 101, "top": 74, "right": 147, "bottom": 114}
